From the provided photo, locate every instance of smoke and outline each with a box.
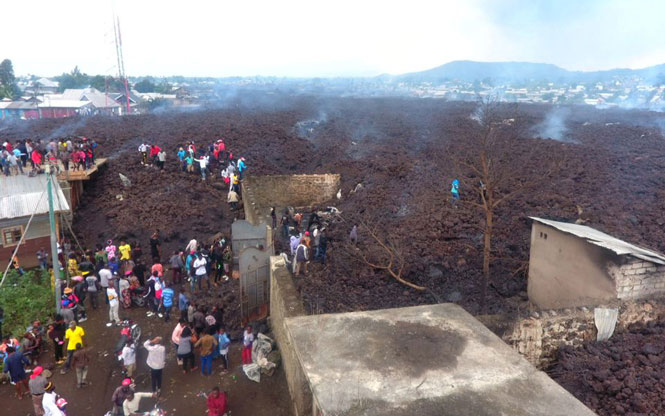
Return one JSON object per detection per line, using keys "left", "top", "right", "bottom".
{"left": 45, "top": 116, "right": 90, "bottom": 141}
{"left": 294, "top": 110, "right": 328, "bottom": 141}
{"left": 534, "top": 108, "right": 575, "bottom": 142}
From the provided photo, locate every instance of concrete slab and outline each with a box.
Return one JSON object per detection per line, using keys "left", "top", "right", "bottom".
{"left": 285, "top": 303, "right": 595, "bottom": 416}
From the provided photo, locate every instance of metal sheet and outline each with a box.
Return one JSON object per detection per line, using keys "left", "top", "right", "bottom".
{"left": 0, "top": 175, "right": 69, "bottom": 220}
{"left": 531, "top": 217, "right": 665, "bottom": 265}
{"left": 231, "top": 219, "right": 270, "bottom": 264}
{"left": 239, "top": 247, "right": 271, "bottom": 322}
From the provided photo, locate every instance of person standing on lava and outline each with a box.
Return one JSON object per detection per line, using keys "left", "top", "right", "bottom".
{"left": 150, "top": 230, "right": 161, "bottom": 260}
{"left": 451, "top": 179, "right": 460, "bottom": 206}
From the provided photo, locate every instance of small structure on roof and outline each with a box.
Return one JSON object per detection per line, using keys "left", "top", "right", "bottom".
{"left": 0, "top": 175, "right": 70, "bottom": 269}
{"left": 529, "top": 217, "right": 665, "bottom": 309}
{"left": 283, "top": 303, "right": 594, "bottom": 416}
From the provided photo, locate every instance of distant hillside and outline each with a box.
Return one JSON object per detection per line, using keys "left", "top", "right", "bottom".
{"left": 391, "top": 60, "right": 665, "bottom": 84}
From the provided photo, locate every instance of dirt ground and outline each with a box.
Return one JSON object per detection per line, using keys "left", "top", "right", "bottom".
{"left": 0, "top": 292, "right": 292, "bottom": 416}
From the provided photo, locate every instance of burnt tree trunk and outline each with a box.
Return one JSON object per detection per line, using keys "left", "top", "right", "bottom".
{"left": 482, "top": 208, "right": 493, "bottom": 313}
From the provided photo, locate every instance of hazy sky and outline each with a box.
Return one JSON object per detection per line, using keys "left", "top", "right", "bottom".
{"left": 3, "top": 0, "right": 664, "bottom": 78}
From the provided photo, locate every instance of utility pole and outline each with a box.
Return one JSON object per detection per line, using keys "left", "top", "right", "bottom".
{"left": 46, "top": 164, "right": 61, "bottom": 313}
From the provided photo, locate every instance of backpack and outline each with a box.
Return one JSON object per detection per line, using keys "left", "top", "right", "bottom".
{"left": 154, "top": 279, "right": 163, "bottom": 299}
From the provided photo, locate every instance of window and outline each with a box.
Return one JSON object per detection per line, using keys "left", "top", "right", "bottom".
{"left": 2, "top": 226, "right": 23, "bottom": 246}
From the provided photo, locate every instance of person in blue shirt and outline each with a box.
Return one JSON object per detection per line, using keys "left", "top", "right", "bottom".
{"left": 4, "top": 346, "right": 29, "bottom": 399}
{"left": 237, "top": 157, "right": 247, "bottom": 179}
{"left": 177, "top": 147, "right": 186, "bottom": 172}
{"left": 216, "top": 327, "right": 231, "bottom": 371}
{"left": 178, "top": 289, "right": 189, "bottom": 322}
{"left": 185, "top": 251, "right": 196, "bottom": 289}
{"left": 451, "top": 179, "right": 460, "bottom": 205}
{"left": 160, "top": 282, "right": 175, "bottom": 323}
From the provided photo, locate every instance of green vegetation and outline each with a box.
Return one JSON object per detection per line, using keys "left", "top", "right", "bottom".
{"left": 0, "top": 59, "right": 20, "bottom": 99}
{"left": 0, "top": 270, "right": 55, "bottom": 338}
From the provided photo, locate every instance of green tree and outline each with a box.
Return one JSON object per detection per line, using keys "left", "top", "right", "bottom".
{"left": 134, "top": 78, "right": 156, "bottom": 93}
{"left": 89, "top": 75, "right": 107, "bottom": 91}
{"left": 154, "top": 81, "right": 173, "bottom": 94}
{"left": 55, "top": 66, "right": 91, "bottom": 91}
{"left": 0, "top": 59, "right": 20, "bottom": 99}
{"left": 0, "top": 270, "right": 55, "bottom": 338}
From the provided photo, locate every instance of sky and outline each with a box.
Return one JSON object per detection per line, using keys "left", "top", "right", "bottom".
{"left": 3, "top": 0, "right": 665, "bottom": 78}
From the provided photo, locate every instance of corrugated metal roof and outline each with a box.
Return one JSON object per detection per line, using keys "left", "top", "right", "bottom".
{"left": 38, "top": 99, "right": 92, "bottom": 109}
{"left": 531, "top": 217, "right": 665, "bottom": 265}
{"left": 6, "top": 101, "right": 37, "bottom": 109}
{"left": 0, "top": 175, "right": 69, "bottom": 220}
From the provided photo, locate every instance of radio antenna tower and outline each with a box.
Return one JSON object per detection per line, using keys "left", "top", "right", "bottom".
{"left": 112, "top": 6, "right": 132, "bottom": 115}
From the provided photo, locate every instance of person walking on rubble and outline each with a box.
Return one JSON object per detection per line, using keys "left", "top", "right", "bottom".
{"left": 138, "top": 143, "right": 149, "bottom": 165}
{"left": 451, "top": 179, "right": 460, "bottom": 206}
{"left": 227, "top": 188, "right": 239, "bottom": 211}
{"left": 293, "top": 240, "right": 309, "bottom": 276}
{"left": 195, "top": 154, "right": 210, "bottom": 180}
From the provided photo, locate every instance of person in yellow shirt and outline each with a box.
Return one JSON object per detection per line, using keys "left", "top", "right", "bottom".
{"left": 62, "top": 321, "right": 84, "bottom": 374}
{"left": 67, "top": 254, "right": 79, "bottom": 277}
{"left": 118, "top": 241, "right": 132, "bottom": 262}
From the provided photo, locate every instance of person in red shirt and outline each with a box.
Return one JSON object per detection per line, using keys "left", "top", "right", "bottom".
{"left": 76, "top": 149, "right": 86, "bottom": 171}
{"left": 150, "top": 144, "right": 161, "bottom": 165}
{"left": 71, "top": 150, "right": 81, "bottom": 171}
{"left": 206, "top": 387, "right": 228, "bottom": 416}
{"left": 31, "top": 150, "right": 42, "bottom": 172}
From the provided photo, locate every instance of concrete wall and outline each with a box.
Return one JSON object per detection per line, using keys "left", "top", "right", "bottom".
{"left": 269, "top": 256, "right": 311, "bottom": 416}
{"left": 528, "top": 222, "right": 619, "bottom": 309}
{"left": 243, "top": 174, "right": 340, "bottom": 226}
{"left": 502, "top": 300, "right": 665, "bottom": 368}
{"left": 609, "top": 259, "right": 665, "bottom": 300}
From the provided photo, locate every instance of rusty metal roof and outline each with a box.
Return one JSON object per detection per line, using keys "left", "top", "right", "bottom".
{"left": 0, "top": 174, "right": 69, "bottom": 220}
{"left": 531, "top": 217, "right": 665, "bottom": 265}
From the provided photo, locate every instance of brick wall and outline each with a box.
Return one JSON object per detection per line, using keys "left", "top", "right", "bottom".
{"left": 608, "top": 259, "right": 665, "bottom": 300}
{"left": 243, "top": 174, "right": 340, "bottom": 226}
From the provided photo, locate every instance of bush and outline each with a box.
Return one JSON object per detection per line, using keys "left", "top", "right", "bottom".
{"left": 0, "top": 270, "right": 55, "bottom": 338}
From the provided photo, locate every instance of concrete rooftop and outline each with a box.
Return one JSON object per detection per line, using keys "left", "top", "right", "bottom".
{"left": 285, "top": 303, "right": 595, "bottom": 416}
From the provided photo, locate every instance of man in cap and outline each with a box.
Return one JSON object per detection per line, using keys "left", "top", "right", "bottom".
{"left": 111, "top": 378, "right": 134, "bottom": 416}
{"left": 61, "top": 321, "right": 84, "bottom": 374}
{"left": 42, "top": 382, "right": 65, "bottom": 416}
{"left": 29, "top": 365, "right": 51, "bottom": 415}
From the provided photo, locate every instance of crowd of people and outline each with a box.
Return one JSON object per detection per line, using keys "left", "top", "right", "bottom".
{"left": 1, "top": 137, "right": 99, "bottom": 176}
{"left": 2, "top": 230, "right": 237, "bottom": 415}
{"left": 138, "top": 138, "right": 247, "bottom": 186}
{"left": 0, "top": 136, "right": 261, "bottom": 415}
{"left": 278, "top": 208, "right": 329, "bottom": 276}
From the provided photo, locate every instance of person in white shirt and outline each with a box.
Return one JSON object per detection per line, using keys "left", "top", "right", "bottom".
{"left": 99, "top": 266, "right": 112, "bottom": 305}
{"left": 42, "top": 382, "right": 65, "bottom": 416}
{"left": 185, "top": 239, "right": 197, "bottom": 253}
{"left": 123, "top": 390, "right": 156, "bottom": 416}
{"left": 193, "top": 254, "right": 209, "bottom": 291}
{"left": 107, "top": 282, "right": 120, "bottom": 326}
{"left": 194, "top": 155, "right": 209, "bottom": 180}
{"left": 144, "top": 338, "right": 165, "bottom": 393}
{"left": 121, "top": 340, "right": 137, "bottom": 378}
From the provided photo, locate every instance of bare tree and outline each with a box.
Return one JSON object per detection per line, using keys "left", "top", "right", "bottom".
{"left": 453, "top": 97, "right": 558, "bottom": 310}
{"left": 344, "top": 218, "right": 425, "bottom": 291}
